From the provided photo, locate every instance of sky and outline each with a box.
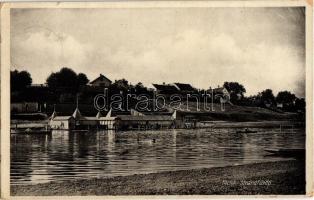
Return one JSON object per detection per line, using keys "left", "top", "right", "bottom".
{"left": 11, "top": 7, "right": 305, "bottom": 97}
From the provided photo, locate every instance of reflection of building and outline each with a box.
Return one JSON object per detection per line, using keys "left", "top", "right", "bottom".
{"left": 89, "top": 74, "right": 112, "bottom": 87}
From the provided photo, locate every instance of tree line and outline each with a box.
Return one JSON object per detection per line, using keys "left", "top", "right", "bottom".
{"left": 11, "top": 67, "right": 305, "bottom": 113}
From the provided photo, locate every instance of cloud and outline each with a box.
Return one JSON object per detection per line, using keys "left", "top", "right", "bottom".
{"left": 97, "top": 29, "right": 304, "bottom": 96}
{"left": 12, "top": 30, "right": 90, "bottom": 82}
{"left": 11, "top": 8, "right": 305, "bottom": 97}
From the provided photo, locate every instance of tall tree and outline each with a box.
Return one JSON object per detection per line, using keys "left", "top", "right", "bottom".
{"left": 134, "top": 82, "right": 149, "bottom": 94}
{"left": 11, "top": 70, "right": 32, "bottom": 91}
{"left": 223, "top": 82, "right": 246, "bottom": 96}
{"left": 46, "top": 67, "right": 89, "bottom": 89}
{"left": 259, "top": 89, "right": 276, "bottom": 105}
{"left": 113, "top": 79, "right": 130, "bottom": 90}
{"left": 276, "top": 91, "right": 296, "bottom": 105}
{"left": 295, "top": 97, "right": 305, "bottom": 112}
{"left": 77, "top": 73, "right": 89, "bottom": 86}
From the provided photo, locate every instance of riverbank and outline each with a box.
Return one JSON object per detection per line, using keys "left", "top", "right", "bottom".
{"left": 10, "top": 119, "right": 304, "bottom": 132}
{"left": 12, "top": 160, "right": 305, "bottom": 196}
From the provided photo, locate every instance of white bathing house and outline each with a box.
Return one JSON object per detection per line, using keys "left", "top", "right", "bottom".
{"left": 48, "top": 110, "right": 75, "bottom": 130}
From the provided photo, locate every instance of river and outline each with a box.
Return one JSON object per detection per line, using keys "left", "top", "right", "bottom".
{"left": 11, "top": 127, "right": 305, "bottom": 185}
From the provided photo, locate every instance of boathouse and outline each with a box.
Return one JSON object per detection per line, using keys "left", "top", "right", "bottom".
{"left": 71, "top": 107, "right": 97, "bottom": 129}
{"left": 116, "top": 109, "right": 176, "bottom": 130}
{"left": 49, "top": 105, "right": 119, "bottom": 130}
{"left": 48, "top": 110, "right": 75, "bottom": 130}
{"left": 96, "top": 109, "right": 118, "bottom": 130}
{"left": 71, "top": 107, "right": 118, "bottom": 130}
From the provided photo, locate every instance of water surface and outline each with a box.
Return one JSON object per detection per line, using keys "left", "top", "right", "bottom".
{"left": 11, "top": 127, "right": 305, "bottom": 185}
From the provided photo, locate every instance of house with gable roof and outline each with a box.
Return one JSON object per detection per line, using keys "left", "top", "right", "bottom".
{"left": 89, "top": 74, "right": 112, "bottom": 87}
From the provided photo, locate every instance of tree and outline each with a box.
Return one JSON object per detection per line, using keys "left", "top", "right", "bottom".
{"left": 259, "top": 89, "right": 276, "bottom": 106}
{"left": 276, "top": 91, "right": 296, "bottom": 105}
{"left": 11, "top": 70, "right": 32, "bottom": 91}
{"left": 223, "top": 82, "right": 246, "bottom": 103}
{"left": 295, "top": 98, "right": 305, "bottom": 112}
{"left": 134, "top": 82, "right": 149, "bottom": 94}
{"left": 46, "top": 72, "right": 59, "bottom": 88}
{"left": 113, "top": 79, "right": 130, "bottom": 90}
{"left": 77, "top": 73, "right": 89, "bottom": 86}
{"left": 46, "top": 67, "right": 89, "bottom": 89}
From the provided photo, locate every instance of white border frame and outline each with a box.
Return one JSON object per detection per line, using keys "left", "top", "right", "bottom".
{"left": 1, "top": 1, "right": 313, "bottom": 199}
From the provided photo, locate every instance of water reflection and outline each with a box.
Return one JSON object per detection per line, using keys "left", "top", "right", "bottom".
{"left": 11, "top": 128, "right": 305, "bottom": 185}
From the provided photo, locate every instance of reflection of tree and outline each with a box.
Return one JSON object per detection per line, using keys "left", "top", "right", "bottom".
{"left": 44, "top": 132, "right": 76, "bottom": 180}
{"left": 76, "top": 132, "right": 90, "bottom": 159}
{"left": 11, "top": 135, "right": 34, "bottom": 184}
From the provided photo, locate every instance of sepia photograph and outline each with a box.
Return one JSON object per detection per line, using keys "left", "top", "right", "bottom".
{"left": 1, "top": 1, "right": 313, "bottom": 197}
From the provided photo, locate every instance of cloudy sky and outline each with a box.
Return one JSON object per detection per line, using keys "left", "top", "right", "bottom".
{"left": 11, "top": 7, "right": 305, "bottom": 97}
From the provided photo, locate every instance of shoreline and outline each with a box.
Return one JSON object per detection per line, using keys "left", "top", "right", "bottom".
{"left": 10, "top": 120, "right": 305, "bottom": 131}
{"left": 12, "top": 160, "right": 305, "bottom": 196}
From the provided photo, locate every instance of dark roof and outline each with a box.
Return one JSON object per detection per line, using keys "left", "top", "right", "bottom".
{"left": 117, "top": 115, "right": 174, "bottom": 121}
{"left": 152, "top": 84, "right": 179, "bottom": 91}
{"left": 174, "top": 83, "right": 196, "bottom": 91}
{"left": 90, "top": 74, "right": 112, "bottom": 84}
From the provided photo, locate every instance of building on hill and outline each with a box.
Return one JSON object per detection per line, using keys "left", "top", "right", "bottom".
{"left": 89, "top": 74, "right": 112, "bottom": 87}
{"left": 152, "top": 83, "right": 179, "bottom": 94}
{"left": 173, "top": 83, "right": 197, "bottom": 93}
{"left": 207, "top": 86, "right": 231, "bottom": 108}
{"left": 153, "top": 82, "right": 197, "bottom": 95}
{"left": 210, "top": 86, "right": 230, "bottom": 96}
{"left": 11, "top": 102, "right": 39, "bottom": 113}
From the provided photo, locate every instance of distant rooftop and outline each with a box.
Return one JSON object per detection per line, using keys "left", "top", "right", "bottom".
{"left": 173, "top": 83, "right": 196, "bottom": 91}
{"left": 152, "top": 84, "right": 179, "bottom": 92}
{"left": 89, "top": 74, "right": 112, "bottom": 84}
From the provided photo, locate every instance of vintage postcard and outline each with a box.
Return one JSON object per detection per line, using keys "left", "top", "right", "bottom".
{"left": 1, "top": 1, "right": 313, "bottom": 199}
